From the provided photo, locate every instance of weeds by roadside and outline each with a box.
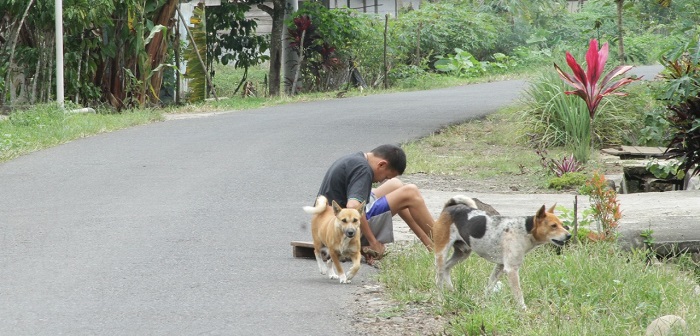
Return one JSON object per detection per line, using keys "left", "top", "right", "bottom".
{"left": 0, "top": 104, "right": 161, "bottom": 163}
{"left": 378, "top": 242, "right": 700, "bottom": 335}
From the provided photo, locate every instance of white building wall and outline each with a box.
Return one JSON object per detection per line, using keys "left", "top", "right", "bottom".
{"left": 250, "top": 0, "right": 424, "bottom": 35}
{"left": 328, "top": 0, "right": 421, "bottom": 17}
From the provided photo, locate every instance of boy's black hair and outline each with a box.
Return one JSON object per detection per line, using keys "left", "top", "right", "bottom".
{"left": 370, "top": 144, "right": 406, "bottom": 175}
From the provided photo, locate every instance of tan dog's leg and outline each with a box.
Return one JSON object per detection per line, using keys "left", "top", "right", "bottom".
{"left": 345, "top": 251, "right": 361, "bottom": 282}
{"left": 328, "top": 250, "right": 348, "bottom": 283}
{"left": 314, "top": 252, "right": 328, "bottom": 275}
{"left": 434, "top": 246, "right": 447, "bottom": 290}
{"left": 326, "top": 259, "right": 337, "bottom": 279}
{"left": 313, "top": 240, "right": 328, "bottom": 275}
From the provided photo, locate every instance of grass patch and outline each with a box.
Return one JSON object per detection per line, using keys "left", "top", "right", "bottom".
{"left": 0, "top": 104, "right": 161, "bottom": 162}
{"left": 402, "top": 106, "right": 576, "bottom": 191}
{"left": 378, "top": 242, "right": 700, "bottom": 335}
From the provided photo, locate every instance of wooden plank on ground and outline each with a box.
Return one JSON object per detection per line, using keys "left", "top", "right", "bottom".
{"left": 620, "top": 146, "right": 666, "bottom": 157}
{"left": 601, "top": 146, "right": 666, "bottom": 159}
{"left": 291, "top": 241, "right": 315, "bottom": 259}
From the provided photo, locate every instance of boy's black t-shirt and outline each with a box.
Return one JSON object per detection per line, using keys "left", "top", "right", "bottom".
{"left": 317, "top": 152, "right": 374, "bottom": 208}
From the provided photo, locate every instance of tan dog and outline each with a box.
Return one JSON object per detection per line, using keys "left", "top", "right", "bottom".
{"left": 303, "top": 196, "right": 366, "bottom": 284}
{"left": 434, "top": 195, "right": 571, "bottom": 310}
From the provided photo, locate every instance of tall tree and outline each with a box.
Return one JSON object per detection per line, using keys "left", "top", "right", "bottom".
{"left": 145, "top": 0, "right": 179, "bottom": 103}
{"left": 615, "top": 0, "right": 624, "bottom": 63}
{"left": 206, "top": 0, "right": 268, "bottom": 96}
{"left": 258, "top": 0, "right": 285, "bottom": 96}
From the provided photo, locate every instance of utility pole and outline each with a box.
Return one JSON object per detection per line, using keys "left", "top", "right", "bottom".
{"left": 55, "top": 0, "right": 64, "bottom": 108}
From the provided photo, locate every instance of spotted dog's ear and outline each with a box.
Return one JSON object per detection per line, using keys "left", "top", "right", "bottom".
{"left": 547, "top": 203, "right": 557, "bottom": 214}
{"left": 536, "top": 205, "right": 547, "bottom": 219}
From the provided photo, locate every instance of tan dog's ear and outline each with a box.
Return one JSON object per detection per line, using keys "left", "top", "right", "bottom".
{"left": 356, "top": 201, "right": 366, "bottom": 216}
{"left": 332, "top": 200, "right": 342, "bottom": 215}
{"left": 548, "top": 203, "right": 557, "bottom": 214}
{"left": 536, "top": 205, "right": 546, "bottom": 219}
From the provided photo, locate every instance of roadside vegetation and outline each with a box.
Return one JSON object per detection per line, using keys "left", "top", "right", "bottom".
{"left": 379, "top": 242, "right": 700, "bottom": 335}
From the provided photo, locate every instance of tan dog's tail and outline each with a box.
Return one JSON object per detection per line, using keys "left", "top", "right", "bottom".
{"left": 303, "top": 195, "right": 328, "bottom": 215}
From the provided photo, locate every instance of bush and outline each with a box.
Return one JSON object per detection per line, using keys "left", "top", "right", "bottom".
{"left": 548, "top": 172, "right": 589, "bottom": 190}
{"left": 521, "top": 69, "right": 641, "bottom": 151}
{"left": 657, "top": 34, "right": 700, "bottom": 179}
{"left": 617, "top": 82, "right": 671, "bottom": 147}
{"left": 290, "top": 3, "right": 387, "bottom": 92}
{"left": 391, "top": 3, "right": 507, "bottom": 65}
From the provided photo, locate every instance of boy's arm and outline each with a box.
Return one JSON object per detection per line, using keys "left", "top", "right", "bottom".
{"left": 347, "top": 199, "right": 385, "bottom": 257}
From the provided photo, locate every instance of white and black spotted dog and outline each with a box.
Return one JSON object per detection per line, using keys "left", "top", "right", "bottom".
{"left": 433, "top": 195, "right": 571, "bottom": 310}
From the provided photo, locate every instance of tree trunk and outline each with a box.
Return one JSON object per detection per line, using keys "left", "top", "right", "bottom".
{"left": 383, "top": 14, "right": 389, "bottom": 89}
{"left": 2, "top": 0, "right": 35, "bottom": 106}
{"left": 30, "top": 37, "right": 42, "bottom": 104}
{"left": 291, "top": 29, "right": 306, "bottom": 95}
{"left": 146, "top": 0, "right": 179, "bottom": 103}
{"left": 283, "top": 0, "right": 299, "bottom": 94}
{"left": 259, "top": 0, "right": 284, "bottom": 96}
{"left": 616, "top": 0, "right": 625, "bottom": 63}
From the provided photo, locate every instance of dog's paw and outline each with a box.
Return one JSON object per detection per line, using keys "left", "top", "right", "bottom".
{"left": 339, "top": 274, "right": 349, "bottom": 284}
{"left": 327, "top": 267, "right": 338, "bottom": 279}
{"left": 492, "top": 281, "right": 503, "bottom": 293}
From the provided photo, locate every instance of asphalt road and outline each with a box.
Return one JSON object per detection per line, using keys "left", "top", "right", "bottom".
{"left": 0, "top": 79, "right": 525, "bottom": 335}
{"left": 0, "top": 65, "right": 664, "bottom": 335}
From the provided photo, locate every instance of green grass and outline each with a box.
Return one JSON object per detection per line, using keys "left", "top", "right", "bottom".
{"left": 378, "top": 242, "right": 700, "bottom": 335}
{"left": 0, "top": 104, "right": 161, "bottom": 162}
{"left": 402, "top": 106, "right": 579, "bottom": 191}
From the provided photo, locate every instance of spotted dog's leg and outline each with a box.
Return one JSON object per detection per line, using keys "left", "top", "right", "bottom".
{"left": 505, "top": 266, "right": 527, "bottom": 310}
{"left": 440, "top": 241, "right": 471, "bottom": 291}
{"left": 485, "top": 264, "right": 504, "bottom": 295}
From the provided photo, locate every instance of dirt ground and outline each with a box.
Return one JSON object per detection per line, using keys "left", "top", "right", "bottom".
{"left": 401, "top": 172, "right": 547, "bottom": 193}
{"left": 352, "top": 280, "right": 448, "bottom": 336}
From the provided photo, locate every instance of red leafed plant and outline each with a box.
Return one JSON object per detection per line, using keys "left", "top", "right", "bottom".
{"left": 536, "top": 148, "right": 583, "bottom": 177}
{"left": 554, "top": 39, "right": 642, "bottom": 120}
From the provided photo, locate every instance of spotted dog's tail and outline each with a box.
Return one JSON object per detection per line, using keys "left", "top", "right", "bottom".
{"left": 444, "top": 195, "right": 478, "bottom": 209}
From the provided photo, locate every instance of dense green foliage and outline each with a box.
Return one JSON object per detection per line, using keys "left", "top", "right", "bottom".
{"left": 657, "top": 34, "right": 700, "bottom": 178}
{"left": 0, "top": 0, "right": 267, "bottom": 110}
{"left": 548, "top": 171, "right": 589, "bottom": 190}
{"left": 206, "top": 0, "right": 268, "bottom": 94}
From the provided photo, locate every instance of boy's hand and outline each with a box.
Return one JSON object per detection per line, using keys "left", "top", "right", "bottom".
{"left": 362, "top": 242, "right": 386, "bottom": 266}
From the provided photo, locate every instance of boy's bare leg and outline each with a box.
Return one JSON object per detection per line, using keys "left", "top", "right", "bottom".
{"left": 375, "top": 178, "right": 435, "bottom": 250}
{"left": 397, "top": 208, "right": 433, "bottom": 250}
